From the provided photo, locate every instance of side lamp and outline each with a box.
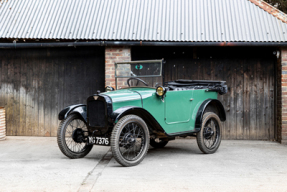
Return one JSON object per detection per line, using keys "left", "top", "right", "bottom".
{"left": 105, "top": 86, "right": 115, "bottom": 92}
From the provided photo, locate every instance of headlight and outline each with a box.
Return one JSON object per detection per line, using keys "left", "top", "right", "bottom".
{"left": 105, "top": 86, "right": 115, "bottom": 92}
{"left": 156, "top": 86, "right": 166, "bottom": 97}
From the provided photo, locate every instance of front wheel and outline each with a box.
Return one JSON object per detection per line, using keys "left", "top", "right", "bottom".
{"left": 57, "top": 114, "right": 93, "bottom": 159}
{"left": 111, "top": 115, "right": 150, "bottom": 167}
{"left": 196, "top": 112, "right": 222, "bottom": 154}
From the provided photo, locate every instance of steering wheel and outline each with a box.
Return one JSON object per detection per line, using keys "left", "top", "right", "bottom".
{"left": 127, "top": 77, "right": 149, "bottom": 87}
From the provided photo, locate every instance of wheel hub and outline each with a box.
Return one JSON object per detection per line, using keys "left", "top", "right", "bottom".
{"left": 72, "top": 128, "right": 85, "bottom": 143}
{"left": 203, "top": 127, "right": 214, "bottom": 139}
{"left": 122, "top": 133, "right": 136, "bottom": 149}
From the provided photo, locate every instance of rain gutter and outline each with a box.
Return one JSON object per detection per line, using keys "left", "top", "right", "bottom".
{"left": 1, "top": 41, "right": 287, "bottom": 49}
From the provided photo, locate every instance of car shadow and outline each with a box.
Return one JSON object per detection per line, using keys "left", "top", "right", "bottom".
{"left": 147, "top": 146, "right": 202, "bottom": 155}
{"left": 108, "top": 145, "right": 203, "bottom": 168}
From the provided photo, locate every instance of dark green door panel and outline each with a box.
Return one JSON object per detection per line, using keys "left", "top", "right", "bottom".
{"left": 165, "top": 90, "right": 193, "bottom": 124}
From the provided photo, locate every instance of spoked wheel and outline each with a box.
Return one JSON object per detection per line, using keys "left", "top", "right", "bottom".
{"left": 57, "top": 114, "right": 93, "bottom": 159}
{"left": 150, "top": 138, "right": 169, "bottom": 148}
{"left": 196, "top": 112, "right": 222, "bottom": 154}
{"left": 111, "top": 115, "right": 150, "bottom": 167}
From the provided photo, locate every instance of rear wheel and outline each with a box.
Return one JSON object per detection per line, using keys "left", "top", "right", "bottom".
{"left": 150, "top": 138, "right": 168, "bottom": 148}
{"left": 57, "top": 114, "right": 93, "bottom": 159}
{"left": 196, "top": 112, "right": 222, "bottom": 154}
{"left": 111, "top": 115, "right": 150, "bottom": 167}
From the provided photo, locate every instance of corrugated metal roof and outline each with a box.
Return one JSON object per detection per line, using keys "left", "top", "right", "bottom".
{"left": 1, "top": 0, "right": 287, "bottom": 42}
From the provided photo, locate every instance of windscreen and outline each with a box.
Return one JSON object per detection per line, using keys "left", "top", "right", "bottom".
{"left": 115, "top": 60, "right": 162, "bottom": 89}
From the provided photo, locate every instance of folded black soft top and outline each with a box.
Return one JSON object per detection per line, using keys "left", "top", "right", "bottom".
{"left": 165, "top": 79, "right": 228, "bottom": 95}
{"left": 167, "top": 79, "right": 226, "bottom": 86}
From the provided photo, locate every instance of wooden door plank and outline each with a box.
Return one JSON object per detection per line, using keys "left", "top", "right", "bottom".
{"left": 25, "top": 50, "right": 34, "bottom": 136}
{"left": 13, "top": 50, "right": 21, "bottom": 136}
{"left": 218, "top": 60, "right": 227, "bottom": 139}
{"left": 6, "top": 49, "right": 14, "bottom": 136}
{"left": 51, "top": 49, "right": 60, "bottom": 137}
{"left": 38, "top": 49, "right": 45, "bottom": 136}
{"left": 225, "top": 61, "right": 233, "bottom": 139}
{"left": 31, "top": 49, "right": 39, "bottom": 136}
{"left": 19, "top": 49, "right": 27, "bottom": 136}
{"left": 243, "top": 58, "right": 250, "bottom": 140}
{"left": 58, "top": 49, "right": 65, "bottom": 112}
{"left": 269, "top": 60, "right": 275, "bottom": 140}
{"left": 203, "top": 58, "right": 211, "bottom": 80}
{"left": 190, "top": 59, "right": 198, "bottom": 80}
{"left": 263, "top": 59, "right": 269, "bottom": 140}
{"left": 0, "top": 51, "right": 4, "bottom": 107}
{"left": 236, "top": 61, "right": 244, "bottom": 139}
{"left": 172, "top": 62, "right": 178, "bottom": 81}
{"left": 249, "top": 59, "right": 257, "bottom": 140}
{"left": 166, "top": 62, "right": 172, "bottom": 82}
{"left": 229, "top": 61, "right": 237, "bottom": 139}
{"left": 1, "top": 51, "right": 8, "bottom": 135}
{"left": 256, "top": 60, "right": 264, "bottom": 140}
{"left": 44, "top": 48, "right": 52, "bottom": 137}
{"left": 197, "top": 59, "right": 203, "bottom": 80}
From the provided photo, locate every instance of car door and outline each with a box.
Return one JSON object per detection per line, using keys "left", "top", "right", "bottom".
{"left": 164, "top": 90, "right": 194, "bottom": 124}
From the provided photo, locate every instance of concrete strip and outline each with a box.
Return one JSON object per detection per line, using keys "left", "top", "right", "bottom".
{"left": 78, "top": 150, "right": 113, "bottom": 192}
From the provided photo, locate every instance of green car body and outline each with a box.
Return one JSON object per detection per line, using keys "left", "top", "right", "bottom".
{"left": 104, "top": 87, "right": 220, "bottom": 135}
{"left": 59, "top": 85, "right": 226, "bottom": 138}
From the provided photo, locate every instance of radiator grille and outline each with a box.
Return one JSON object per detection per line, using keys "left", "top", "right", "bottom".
{"left": 88, "top": 100, "right": 106, "bottom": 127}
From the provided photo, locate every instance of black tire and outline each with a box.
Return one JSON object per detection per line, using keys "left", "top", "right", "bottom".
{"left": 57, "top": 114, "right": 93, "bottom": 159}
{"left": 196, "top": 112, "right": 222, "bottom": 154}
{"left": 150, "top": 138, "right": 168, "bottom": 148}
{"left": 111, "top": 115, "right": 150, "bottom": 167}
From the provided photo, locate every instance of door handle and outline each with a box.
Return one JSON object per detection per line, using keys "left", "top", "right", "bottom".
{"left": 190, "top": 98, "right": 194, "bottom": 101}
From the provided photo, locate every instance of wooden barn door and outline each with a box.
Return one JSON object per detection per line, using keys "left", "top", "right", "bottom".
{"left": 0, "top": 47, "right": 105, "bottom": 136}
{"left": 132, "top": 47, "right": 276, "bottom": 140}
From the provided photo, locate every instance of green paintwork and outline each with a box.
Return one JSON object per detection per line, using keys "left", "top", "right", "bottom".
{"left": 103, "top": 87, "right": 217, "bottom": 134}
{"left": 103, "top": 89, "right": 142, "bottom": 110}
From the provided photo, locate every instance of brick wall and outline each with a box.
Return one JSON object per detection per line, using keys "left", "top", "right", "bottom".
{"left": 105, "top": 47, "right": 131, "bottom": 88}
{"left": 280, "top": 48, "right": 287, "bottom": 144}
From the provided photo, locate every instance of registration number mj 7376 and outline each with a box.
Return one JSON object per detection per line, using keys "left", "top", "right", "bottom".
{"left": 88, "top": 136, "right": 110, "bottom": 146}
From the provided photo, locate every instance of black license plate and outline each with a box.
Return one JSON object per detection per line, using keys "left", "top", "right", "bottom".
{"left": 88, "top": 136, "right": 110, "bottom": 146}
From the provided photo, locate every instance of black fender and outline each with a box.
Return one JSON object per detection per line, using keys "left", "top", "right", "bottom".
{"left": 111, "top": 106, "right": 166, "bottom": 133}
{"left": 58, "top": 104, "right": 87, "bottom": 123}
{"left": 194, "top": 99, "right": 226, "bottom": 132}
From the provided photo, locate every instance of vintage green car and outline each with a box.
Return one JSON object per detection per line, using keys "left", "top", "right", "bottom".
{"left": 57, "top": 60, "right": 227, "bottom": 167}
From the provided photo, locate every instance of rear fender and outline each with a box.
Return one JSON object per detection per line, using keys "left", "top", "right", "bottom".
{"left": 194, "top": 99, "right": 226, "bottom": 132}
{"left": 58, "top": 104, "right": 87, "bottom": 123}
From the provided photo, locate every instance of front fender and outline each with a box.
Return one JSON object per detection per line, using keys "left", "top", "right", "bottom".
{"left": 111, "top": 106, "right": 166, "bottom": 133}
{"left": 194, "top": 99, "right": 226, "bottom": 132}
{"left": 58, "top": 104, "right": 87, "bottom": 122}
{"left": 111, "top": 106, "right": 140, "bottom": 123}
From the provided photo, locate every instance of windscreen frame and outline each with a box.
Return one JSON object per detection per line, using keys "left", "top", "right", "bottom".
{"left": 115, "top": 59, "right": 163, "bottom": 89}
